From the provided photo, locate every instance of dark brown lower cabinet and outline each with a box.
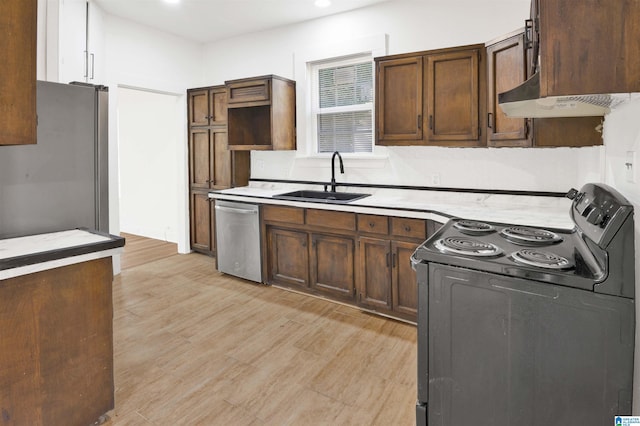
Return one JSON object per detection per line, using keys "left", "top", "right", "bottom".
{"left": 263, "top": 205, "right": 440, "bottom": 323}
{"left": 266, "top": 227, "right": 309, "bottom": 289}
{"left": 357, "top": 237, "right": 420, "bottom": 321}
{"left": 190, "top": 190, "right": 215, "bottom": 255}
{"left": 391, "top": 240, "right": 419, "bottom": 318}
{"left": 310, "top": 233, "right": 355, "bottom": 301}
{"left": 0, "top": 257, "right": 114, "bottom": 425}
{"left": 358, "top": 237, "right": 393, "bottom": 310}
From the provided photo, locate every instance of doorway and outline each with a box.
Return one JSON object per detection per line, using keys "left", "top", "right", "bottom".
{"left": 116, "top": 87, "right": 187, "bottom": 250}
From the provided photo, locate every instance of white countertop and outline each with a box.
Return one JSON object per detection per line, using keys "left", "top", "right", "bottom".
{"left": 0, "top": 229, "right": 124, "bottom": 280}
{"left": 209, "top": 182, "right": 575, "bottom": 230}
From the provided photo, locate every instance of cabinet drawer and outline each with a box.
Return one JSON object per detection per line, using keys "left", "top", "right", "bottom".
{"left": 391, "top": 217, "right": 426, "bottom": 239}
{"left": 357, "top": 214, "right": 389, "bottom": 235}
{"left": 227, "top": 79, "right": 271, "bottom": 105}
{"left": 306, "top": 209, "right": 356, "bottom": 231}
{"left": 262, "top": 205, "right": 304, "bottom": 224}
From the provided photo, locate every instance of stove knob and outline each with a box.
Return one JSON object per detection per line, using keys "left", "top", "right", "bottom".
{"left": 585, "top": 206, "right": 604, "bottom": 225}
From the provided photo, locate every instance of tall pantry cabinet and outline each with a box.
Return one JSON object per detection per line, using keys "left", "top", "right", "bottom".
{"left": 187, "top": 86, "right": 250, "bottom": 256}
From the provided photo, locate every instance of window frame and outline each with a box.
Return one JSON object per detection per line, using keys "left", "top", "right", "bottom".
{"left": 292, "top": 33, "right": 387, "bottom": 158}
{"left": 308, "top": 54, "right": 375, "bottom": 155}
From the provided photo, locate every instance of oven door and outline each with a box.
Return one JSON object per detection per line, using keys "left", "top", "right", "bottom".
{"left": 426, "top": 263, "right": 634, "bottom": 426}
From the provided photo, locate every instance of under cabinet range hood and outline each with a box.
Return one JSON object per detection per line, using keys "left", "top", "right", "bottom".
{"left": 498, "top": 72, "right": 634, "bottom": 118}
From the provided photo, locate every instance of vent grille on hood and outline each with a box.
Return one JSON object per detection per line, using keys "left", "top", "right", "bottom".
{"left": 498, "top": 72, "right": 634, "bottom": 118}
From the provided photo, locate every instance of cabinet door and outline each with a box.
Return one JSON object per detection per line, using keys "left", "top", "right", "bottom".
{"left": 486, "top": 34, "right": 530, "bottom": 147}
{"left": 188, "top": 90, "right": 211, "bottom": 127}
{"left": 227, "top": 78, "right": 271, "bottom": 105}
{"left": 190, "top": 190, "right": 213, "bottom": 253}
{"left": 212, "top": 129, "right": 231, "bottom": 188}
{"left": 209, "top": 87, "right": 228, "bottom": 126}
{"left": 357, "top": 237, "right": 392, "bottom": 310}
{"left": 232, "top": 151, "right": 251, "bottom": 188}
{"left": 310, "top": 234, "right": 355, "bottom": 300}
{"left": 376, "top": 57, "right": 424, "bottom": 144}
{"left": 189, "top": 128, "right": 213, "bottom": 189}
{"left": 391, "top": 241, "right": 419, "bottom": 320}
{"left": 59, "top": 0, "right": 88, "bottom": 84}
{"left": 267, "top": 227, "right": 309, "bottom": 289}
{"left": 87, "top": 1, "right": 104, "bottom": 83}
{"left": 0, "top": 0, "right": 36, "bottom": 145}
{"left": 538, "top": 0, "right": 640, "bottom": 97}
{"left": 532, "top": 117, "right": 603, "bottom": 147}
{"left": 425, "top": 49, "right": 482, "bottom": 145}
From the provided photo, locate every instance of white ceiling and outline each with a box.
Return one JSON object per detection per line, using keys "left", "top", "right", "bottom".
{"left": 92, "top": 0, "right": 394, "bottom": 43}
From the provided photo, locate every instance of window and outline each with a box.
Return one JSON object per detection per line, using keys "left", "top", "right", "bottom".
{"left": 310, "top": 55, "right": 374, "bottom": 154}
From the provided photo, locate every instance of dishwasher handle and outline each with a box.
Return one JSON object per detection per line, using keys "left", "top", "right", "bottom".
{"left": 215, "top": 205, "right": 258, "bottom": 215}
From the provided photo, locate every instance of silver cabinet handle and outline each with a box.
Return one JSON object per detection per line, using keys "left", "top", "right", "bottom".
{"left": 84, "top": 50, "right": 89, "bottom": 78}
{"left": 214, "top": 205, "right": 258, "bottom": 215}
{"left": 90, "top": 53, "right": 95, "bottom": 79}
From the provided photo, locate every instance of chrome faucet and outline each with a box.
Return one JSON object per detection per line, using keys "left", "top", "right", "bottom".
{"left": 330, "top": 151, "right": 344, "bottom": 193}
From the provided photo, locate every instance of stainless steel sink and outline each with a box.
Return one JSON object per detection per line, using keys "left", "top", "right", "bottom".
{"left": 273, "top": 190, "right": 371, "bottom": 204}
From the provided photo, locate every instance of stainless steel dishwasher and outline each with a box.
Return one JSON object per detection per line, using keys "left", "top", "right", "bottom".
{"left": 214, "top": 200, "right": 262, "bottom": 282}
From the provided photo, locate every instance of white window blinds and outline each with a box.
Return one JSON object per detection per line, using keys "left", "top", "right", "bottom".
{"left": 313, "top": 60, "right": 373, "bottom": 153}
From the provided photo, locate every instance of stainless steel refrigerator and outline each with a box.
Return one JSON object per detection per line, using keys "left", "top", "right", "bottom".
{"left": 0, "top": 80, "right": 109, "bottom": 239}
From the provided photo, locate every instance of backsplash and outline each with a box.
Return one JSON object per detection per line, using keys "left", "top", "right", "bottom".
{"left": 251, "top": 145, "right": 604, "bottom": 194}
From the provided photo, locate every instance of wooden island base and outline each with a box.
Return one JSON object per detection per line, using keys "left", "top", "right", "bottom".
{"left": 0, "top": 257, "right": 114, "bottom": 426}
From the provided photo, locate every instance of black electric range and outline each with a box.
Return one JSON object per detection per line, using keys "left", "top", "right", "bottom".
{"left": 412, "top": 183, "right": 635, "bottom": 426}
{"left": 415, "top": 219, "right": 602, "bottom": 292}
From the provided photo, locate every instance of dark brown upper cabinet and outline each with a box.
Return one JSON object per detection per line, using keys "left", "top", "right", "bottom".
{"left": 375, "top": 56, "right": 424, "bottom": 143}
{"left": 375, "top": 44, "right": 486, "bottom": 147}
{"left": 225, "top": 75, "right": 296, "bottom": 151}
{"left": 486, "top": 30, "right": 603, "bottom": 147}
{"left": 536, "top": 0, "right": 640, "bottom": 97}
{"left": 425, "top": 47, "right": 484, "bottom": 146}
{"left": 486, "top": 31, "right": 530, "bottom": 147}
{"left": 188, "top": 86, "right": 227, "bottom": 127}
{"left": 0, "top": 0, "right": 37, "bottom": 146}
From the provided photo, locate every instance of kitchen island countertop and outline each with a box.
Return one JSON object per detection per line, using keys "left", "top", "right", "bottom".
{"left": 0, "top": 229, "right": 125, "bottom": 280}
{"left": 209, "top": 182, "right": 574, "bottom": 230}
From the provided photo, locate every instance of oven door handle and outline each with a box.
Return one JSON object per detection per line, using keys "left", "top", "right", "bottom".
{"left": 410, "top": 254, "right": 423, "bottom": 271}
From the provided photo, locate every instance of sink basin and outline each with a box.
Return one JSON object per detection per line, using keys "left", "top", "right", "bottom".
{"left": 273, "top": 190, "right": 371, "bottom": 204}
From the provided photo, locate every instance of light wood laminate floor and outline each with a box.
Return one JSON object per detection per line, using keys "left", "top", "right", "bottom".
{"left": 107, "top": 235, "right": 417, "bottom": 425}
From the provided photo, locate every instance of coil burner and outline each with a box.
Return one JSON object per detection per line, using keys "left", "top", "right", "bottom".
{"left": 500, "top": 226, "right": 563, "bottom": 246}
{"left": 510, "top": 248, "right": 573, "bottom": 270}
{"left": 434, "top": 236, "right": 503, "bottom": 257}
{"left": 453, "top": 220, "right": 496, "bottom": 235}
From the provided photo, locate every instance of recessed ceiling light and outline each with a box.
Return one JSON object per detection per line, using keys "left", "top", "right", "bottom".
{"left": 315, "top": 0, "right": 331, "bottom": 8}
{"left": 164, "top": 0, "right": 180, "bottom": 4}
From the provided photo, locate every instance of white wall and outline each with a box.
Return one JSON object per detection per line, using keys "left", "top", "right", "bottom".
{"left": 117, "top": 87, "right": 182, "bottom": 242}
{"left": 201, "top": 0, "right": 602, "bottom": 193}
{"left": 201, "top": 0, "right": 532, "bottom": 83}
{"left": 602, "top": 99, "right": 640, "bottom": 411}
{"left": 103, "top": 14, "right": 204, "bottom": 253}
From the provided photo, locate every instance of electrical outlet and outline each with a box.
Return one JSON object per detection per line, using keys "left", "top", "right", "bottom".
{"left": 625, "top": 151, "right": 636, "bottom": 183}
{"left": 431, "top": 174, "right": 441, "bottom": 186}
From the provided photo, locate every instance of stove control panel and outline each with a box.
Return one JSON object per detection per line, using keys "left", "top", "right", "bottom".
{"left": 583, "top": 204, "right": 605, "bottom": 226}
{"left": 568, "top": 184, "right": 633, "bottom": 248}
